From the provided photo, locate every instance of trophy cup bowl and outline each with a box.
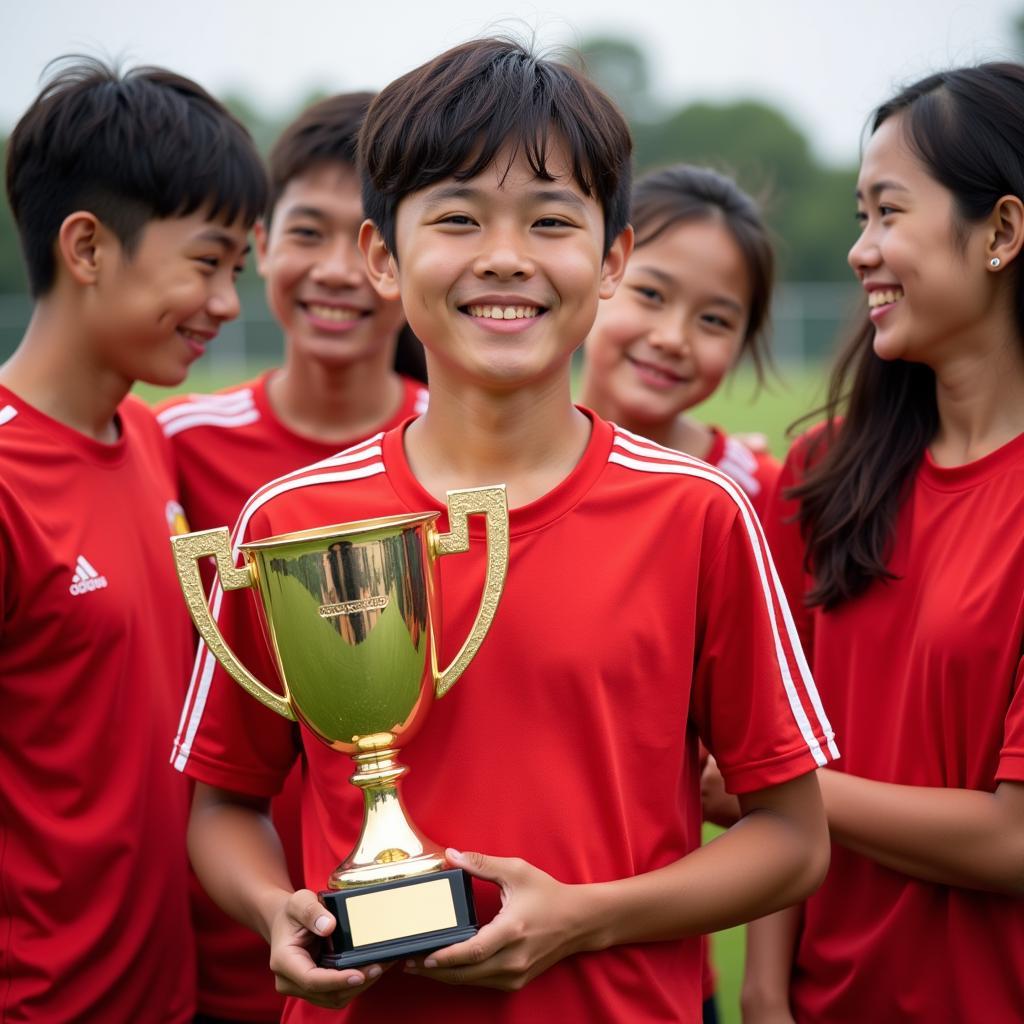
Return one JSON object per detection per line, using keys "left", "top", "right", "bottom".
{"left": 171, "top": 486, "right": 508, "bottom": 968}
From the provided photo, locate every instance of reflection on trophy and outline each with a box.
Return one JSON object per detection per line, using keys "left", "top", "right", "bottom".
{"left": 171, "top": 486, "right": 509, "bottom": 968}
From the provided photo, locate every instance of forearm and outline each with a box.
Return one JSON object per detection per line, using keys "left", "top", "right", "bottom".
{"left": 820, "top": 769, "right": 1024, "bottom": 893}
{"left": 579, "top": 773, "right": 828, "bottom": 951}
{"left": 188, "top": 782, "right": 295, "bottom": 940}
{"left": 742, "top": 906, "right": 800, "bottom": 1020}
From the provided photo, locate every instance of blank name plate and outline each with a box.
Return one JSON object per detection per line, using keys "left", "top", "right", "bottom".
{"left": 319, "top": 867, "right": 478, "bottom": 969}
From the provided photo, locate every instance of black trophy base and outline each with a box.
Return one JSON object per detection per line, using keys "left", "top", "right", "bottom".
{"left": 319, "top": 867, "right": 478, "bottom": 969}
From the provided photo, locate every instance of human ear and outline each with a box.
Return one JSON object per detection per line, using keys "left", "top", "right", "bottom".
{"left": 358, "top": 219, "right": 401, "bottom": 301}
{"left": 57, "top": 212, "right": 106, "bottom": 286}
{"left": 986, "top": 195, "right": 1024, "bottom": 270}
{"left": 598, "top": 224, "right": 634, "bottom": 300}
{"left": 253, "top": 220, "right": 270, "bottom": 277}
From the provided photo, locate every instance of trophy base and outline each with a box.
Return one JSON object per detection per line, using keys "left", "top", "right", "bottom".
{"left": 319, "top": 867, "right": 478, "bottom": 969}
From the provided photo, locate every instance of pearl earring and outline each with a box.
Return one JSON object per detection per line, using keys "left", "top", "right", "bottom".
{"left": 990, "top": 257, "right": 1002, "bottom": 268}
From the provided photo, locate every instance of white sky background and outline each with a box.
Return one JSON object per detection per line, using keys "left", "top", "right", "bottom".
{"left": 1, "top": 0, "right": 1021, "bottom": 165}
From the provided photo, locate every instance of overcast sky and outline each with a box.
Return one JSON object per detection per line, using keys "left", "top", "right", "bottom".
{"left": 2, "top": 0, "right": 1020, "bottom": 164}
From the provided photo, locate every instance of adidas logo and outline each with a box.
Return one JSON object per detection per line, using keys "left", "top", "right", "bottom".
{"left": 69, "top": 555, "right": 109, "bottom": 596}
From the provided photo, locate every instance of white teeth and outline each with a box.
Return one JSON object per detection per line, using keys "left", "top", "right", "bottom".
{"left": 868, "top": 288, "right": 904, "bottom": 308}
{"left": 466, "top": 304, "right": 540, "bottom": 319}
{"left": 307, "top": 303, "right": 362, "bottom": 321}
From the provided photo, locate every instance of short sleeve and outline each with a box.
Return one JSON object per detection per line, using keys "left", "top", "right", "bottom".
{"left": 998, "top": 655, "right": 1024, "bottom": 783}
{"left": 171, "top": 506, "right": 299, "bottom": 796}
{"left": 690, "top": 493, "right": 837, "bottom": 795}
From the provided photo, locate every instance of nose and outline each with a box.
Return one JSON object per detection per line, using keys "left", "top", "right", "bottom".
{"left": 848, "top": 223, "right": 880, "bottom": 277}
{"left": 473, "top": 224, "right": 534, "bottom": 280}
{"left": 312, "top": 235, "right": 364, "bottom": 288}
{"left": 208, "top": 275, "right": 241, "bottom": 322}
{"left": 648, "top": 317, "right": 688, "bottom": 356}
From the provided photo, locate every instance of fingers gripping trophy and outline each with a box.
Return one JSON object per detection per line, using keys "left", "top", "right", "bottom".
{"left": 171, "top": 486, "right": 509, "bottom": 969}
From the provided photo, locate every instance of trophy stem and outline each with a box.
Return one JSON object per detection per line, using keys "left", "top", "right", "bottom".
{"left": 329, "top": 735, "right": 446, "bottom": 889}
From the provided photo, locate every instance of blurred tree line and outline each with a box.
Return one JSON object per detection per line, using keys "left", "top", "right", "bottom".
{"left": 2, "top": 20, "right": 1020, "bottom": 297}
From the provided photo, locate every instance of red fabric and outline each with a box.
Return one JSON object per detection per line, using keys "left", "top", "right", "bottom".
{"left": 174, "top": 413, "right": 835, "bottom": 1024}
{"left": 767, "top": 429, "right": 1024, "bottom": 1024}
{"left": 155, "top": 371, "right": 427, "bottom": 1021}
{"left": 0, "top": 387, "right": 195, "bottom": 1023}
{"left": 699, "top": 427, "right": 779, "bottom": 1001}
{"left": 703, "top": 427, "right": 781, "bottom": 521}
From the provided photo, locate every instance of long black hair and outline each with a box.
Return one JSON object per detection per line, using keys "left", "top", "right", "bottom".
{"left": 793, "top": 63, "right": 1024, "bottom": 609}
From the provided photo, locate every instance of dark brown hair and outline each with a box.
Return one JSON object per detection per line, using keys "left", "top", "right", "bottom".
{"left": 792, "top": 63, "right": 1024, "bottom": 609}
{"left": 266, "top": 91, "right": 374, "bottom": 224}
{"left": 359, "top": 37, "right": 632, "bottom": 258}
{"left": 6, "top": 57, "right": 266, "bottom": 297}
{"left": 631, "top": 164, "right": 775, "bottom": 380}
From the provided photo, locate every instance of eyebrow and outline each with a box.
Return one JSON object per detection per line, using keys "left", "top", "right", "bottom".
{"left": 282, "top": 205, "right": 326, "bottom": 222}
{"left": 420, "top": 183, "right": 588, "bottom": 212}
{"left": 198, "top": 228, "right": 251, "bottom": 257}
{"left": 635, "top": 265, "right": 745, "bottom": 314}
{"left": 855, "top": 180, "right": 910, "bottom": 200}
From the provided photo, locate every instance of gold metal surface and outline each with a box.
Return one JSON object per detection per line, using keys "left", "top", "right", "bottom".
{"left": 346, "top": 878, "right": 458, "bottom": 947}
{"left": 170, "top": 486, "right": 509, "bottom": 890}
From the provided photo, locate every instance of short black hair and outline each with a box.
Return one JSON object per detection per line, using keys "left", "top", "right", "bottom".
{"left": 266, "top": 91, "right": 374, "bottom": 224}
{"left": 359, "top": 37, "right": 632, "bottom": 258}
{"left": 6, "top": 57, "right": 267, "bottom": 297}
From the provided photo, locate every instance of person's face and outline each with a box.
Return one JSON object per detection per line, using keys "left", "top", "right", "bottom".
{"left": 584, "top": 217, "right": 750, "bottom": 428}
{"left": 92, "top": 210, "right": 248, "bottom": 387}
{"left": 361, "top": 141, "right": 631, "bottom": 392}
{"left": 849, "top": 114, "right": 996, "bottom": 364}
{"left": 257, "top": 163, "right": 406, "bottom": 370}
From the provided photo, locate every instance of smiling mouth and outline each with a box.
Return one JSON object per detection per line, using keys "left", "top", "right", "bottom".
{"left": 463, "top": 304, "right": 543, "bottom": 320}
{"left": 302, "top": 302, "right": 368, "bottom": 322}
{"left": 178, "top": 327, "right": 212, "bottom": 344}
{"left": 627, "top": 355, "right": 686, "bottom": 384}
{"left": 868, "top": 288, "right": 904, "bottom": 309}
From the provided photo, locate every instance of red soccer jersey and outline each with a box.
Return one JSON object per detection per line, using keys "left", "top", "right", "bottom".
{"left": 173, "top": 413, "right": 836, "bottom": 1024}
{"left": 0, "top": 386, "right": 195, "bottom": 1023}
{"left": 154, "top": 370, "right": 428, "bottom": 1022}
{"left": 704, "top": 427, "right": 781, "bottom": 521}
{"left": 767, "top": 429, "right": 1024, "bottom": 1024}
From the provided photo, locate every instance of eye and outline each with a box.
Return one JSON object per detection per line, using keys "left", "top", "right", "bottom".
{"left": 878, "top": 204, "right": 898, "bottom": 218}
{"left": 854, "top": 210, "right": 868, "bottom": 226}
{"left": 534, "top": 216, "right": 572, "bottom": 229}
{"left": 289, "top": 225, "right": 321, "bottom": 241}
{"left": 701, "top": 313, "right": 733, "bottom": 330}
{"left": 195, "top": 256, "right": 220, "bottom": 272}
{"left": 632, "top": 285, "right": 663, "bottom": 304}
{"left": 438, "top": 214, "right": 476, "bottom": 227}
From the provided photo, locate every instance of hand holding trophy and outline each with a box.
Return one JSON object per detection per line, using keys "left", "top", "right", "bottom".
{"left": 171, "top": 486, "right": 508, "bottom": 969}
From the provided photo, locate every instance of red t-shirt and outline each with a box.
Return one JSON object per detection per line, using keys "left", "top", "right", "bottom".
{"left": 0, "top": 387, "right": 195, "bottom": 1023}
{"left": 767, "top": 429, "right": 1024, "bottom": 1023}
{"left": 704, "top": 427, "right": 780, "bottom": 522}
{"left": 174, "top": 414, "right": 836, "bottom": 1024}
{"left": 155, "top": 371, "right": 427, "bottom": 1022}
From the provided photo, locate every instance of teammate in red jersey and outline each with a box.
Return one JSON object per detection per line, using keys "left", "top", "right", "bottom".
{"left": 742, "top": 64, "right": 1024, "bottom": 1024}
{"left": 0, "top": 59, "right": 264, "bottom": 1023}
{"left": 581, "top": 164, "right": 780, "bottom": 522}
{"left": 176, "top": 38, "right": 834, "bottom": 1024}
{"left": 155, "top": 92, "right": 426, "bottom": 1024}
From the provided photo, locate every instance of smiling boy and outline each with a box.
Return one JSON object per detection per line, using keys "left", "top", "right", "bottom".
{"left": 155, "top": 92, "right": 425, "bottom": 1024}
{"left": 0, "top": 59, "right": 265, "bottom": 1022}
{"left": 175, "top": 39, "right": 835, "bottom": 1023}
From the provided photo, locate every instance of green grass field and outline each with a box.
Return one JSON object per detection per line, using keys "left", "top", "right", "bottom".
{"left": 137, "top": 359, "right": 831, "bottom": 1024}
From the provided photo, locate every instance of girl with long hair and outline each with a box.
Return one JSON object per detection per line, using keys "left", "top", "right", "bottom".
{"left": 743, "top": 64, "right": 1024, "bottom": 1024}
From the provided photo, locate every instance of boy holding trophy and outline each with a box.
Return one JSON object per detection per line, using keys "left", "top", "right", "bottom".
{"left": 174, "top": 38, "right": 836, "bottom": 1023}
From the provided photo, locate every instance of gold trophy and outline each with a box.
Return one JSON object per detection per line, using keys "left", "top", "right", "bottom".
{"left": 171, "top": 486, "right": 508, "bottom": 968}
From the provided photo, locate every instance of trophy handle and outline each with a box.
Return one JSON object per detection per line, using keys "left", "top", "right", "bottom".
{"left": 170, "top": 527, "right": 296, "bottom": 721}
{"left": 431, "top": 485, "right": 509, "bottom": 698}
